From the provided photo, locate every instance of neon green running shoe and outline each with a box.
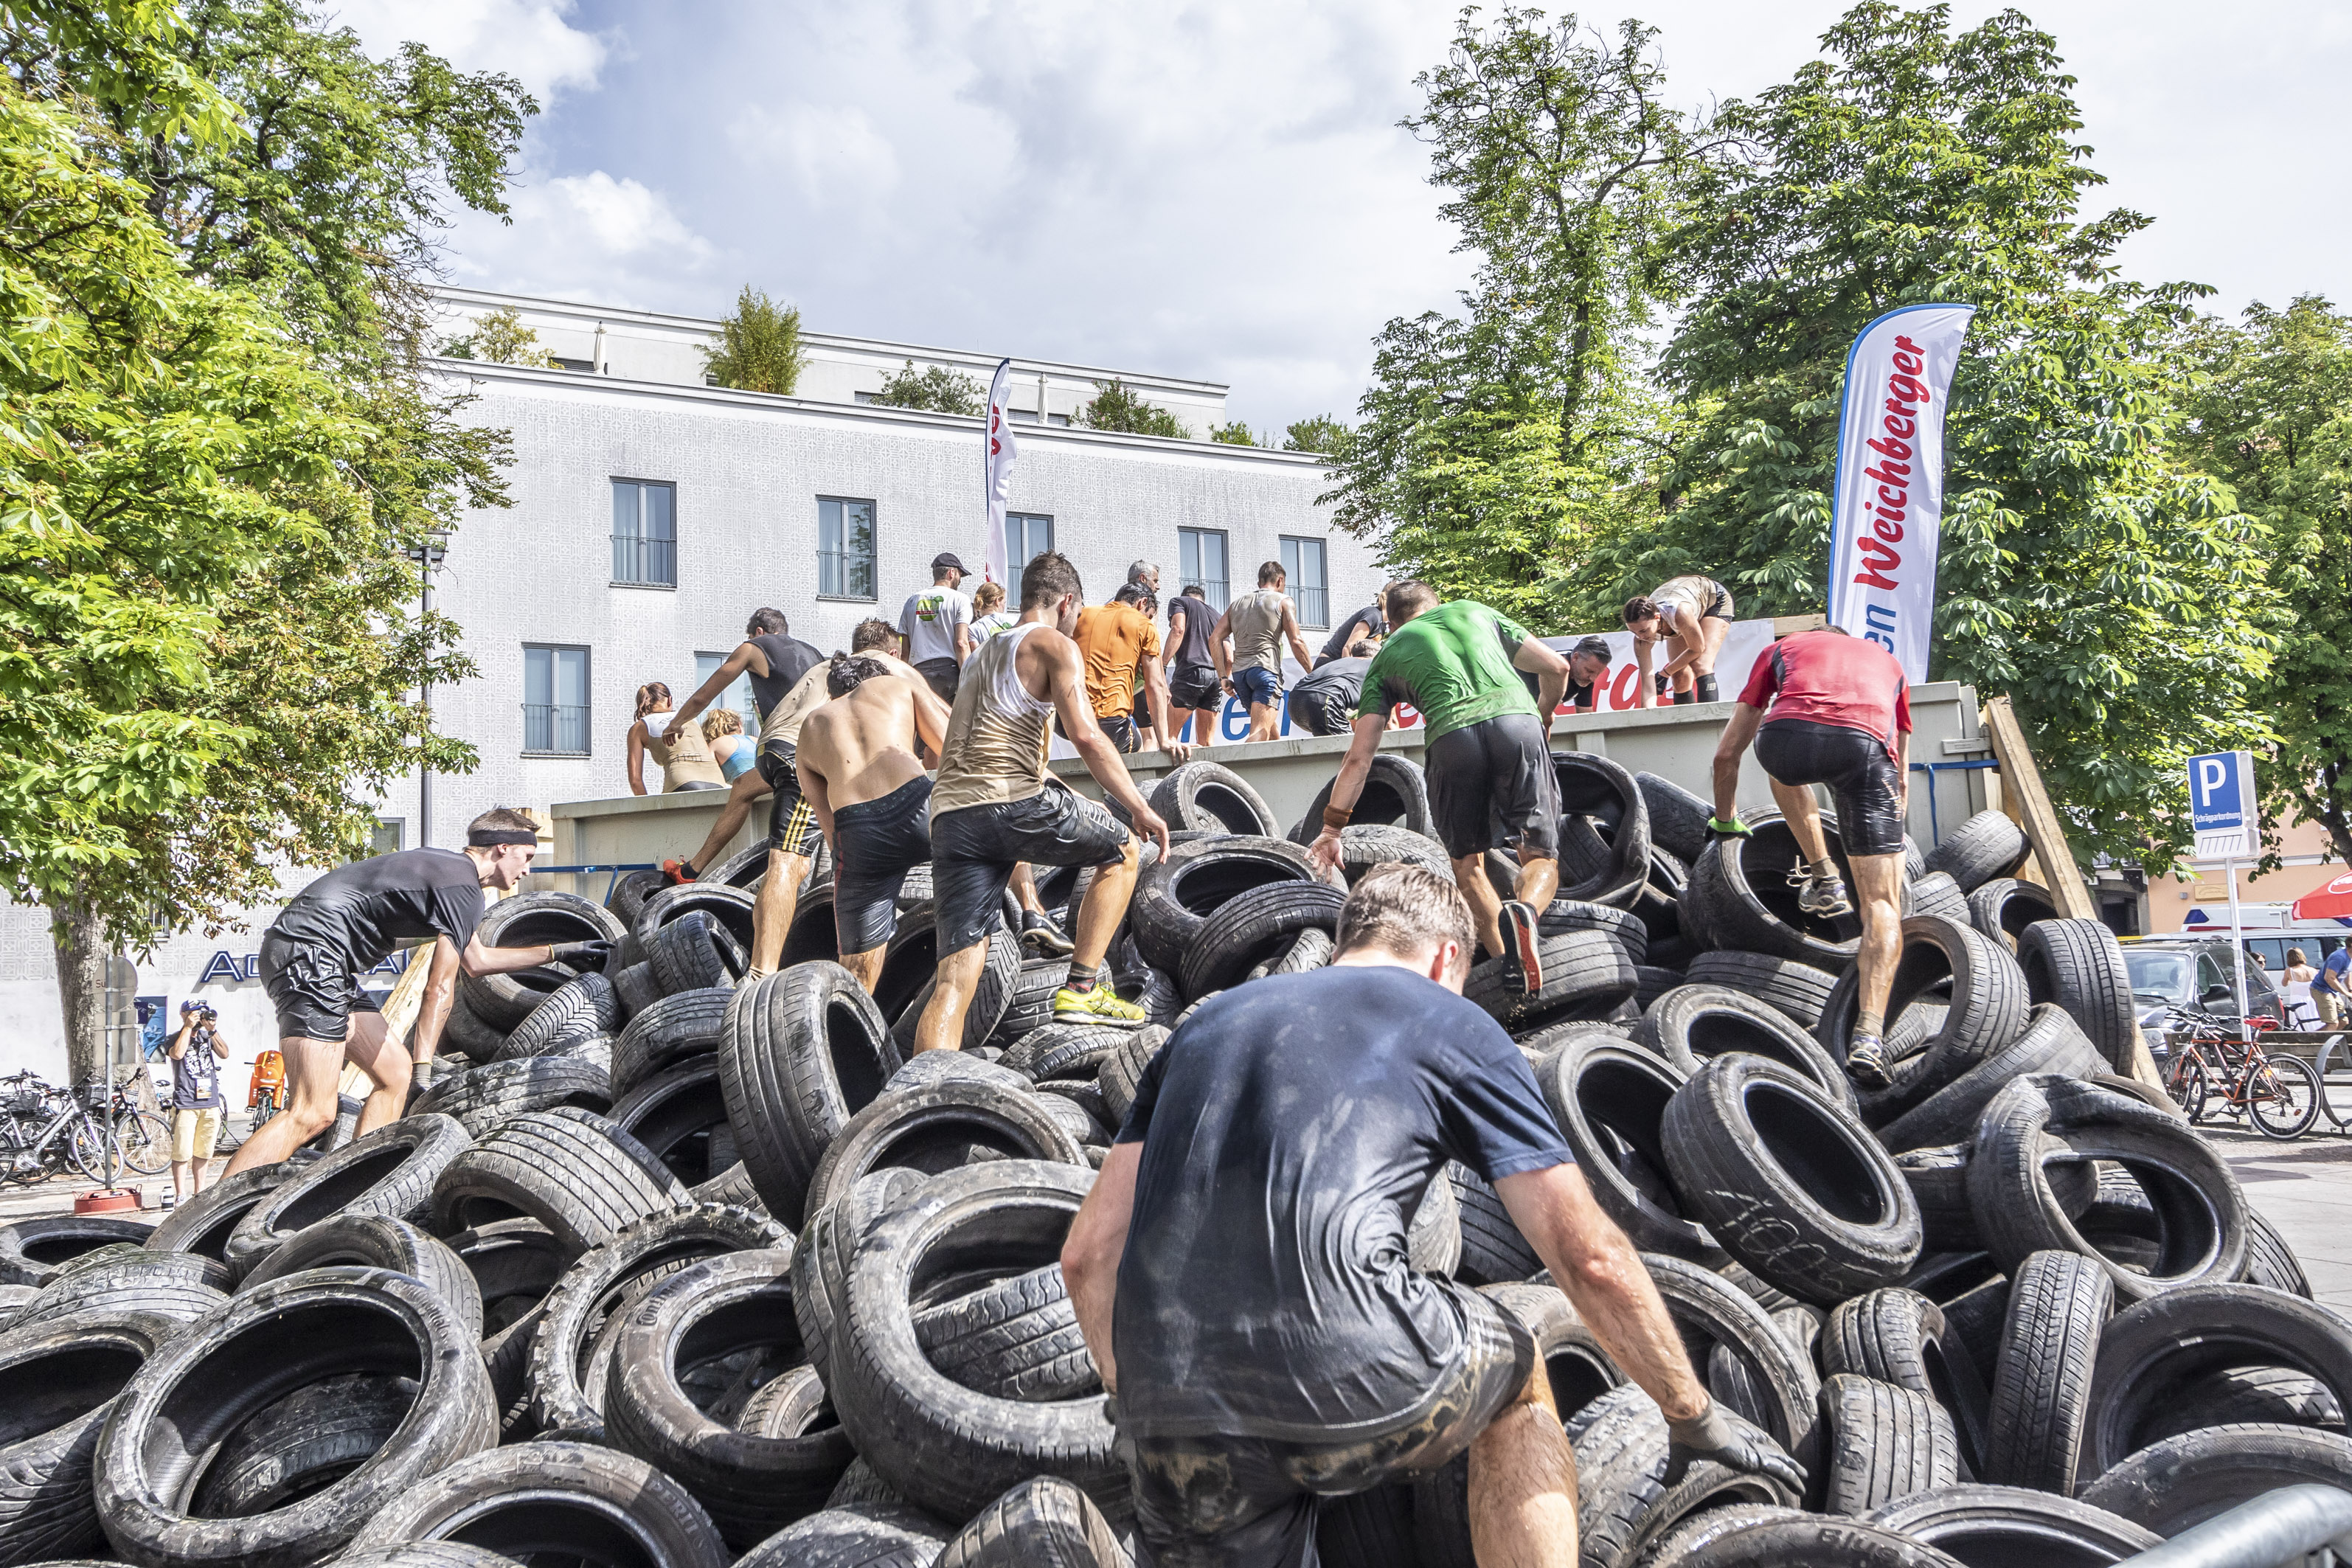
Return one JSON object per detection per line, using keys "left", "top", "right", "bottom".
{"left": 1052, "top": 985, "right": 1145, "bottom": 1024}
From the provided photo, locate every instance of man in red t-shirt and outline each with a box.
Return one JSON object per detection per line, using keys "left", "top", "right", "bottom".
{"left": 1709, "top": 625, "right": 1912, "bottom": 1086}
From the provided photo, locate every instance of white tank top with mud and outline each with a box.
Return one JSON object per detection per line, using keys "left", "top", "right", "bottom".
{"left": 931, "top": 622, "right": 1058, "bottom": 816}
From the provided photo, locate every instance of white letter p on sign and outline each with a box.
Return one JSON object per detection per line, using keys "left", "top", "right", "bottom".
{"left": 2197, "top": 757, "right": 2226, "bottom": 806}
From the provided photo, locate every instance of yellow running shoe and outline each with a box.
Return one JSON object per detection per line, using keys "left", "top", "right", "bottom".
{"left": 1052, "top": 984, "right": 1146, "bottom": 1024}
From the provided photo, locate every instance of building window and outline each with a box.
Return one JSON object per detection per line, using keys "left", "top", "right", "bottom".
{"left": 1009, "top": 410, "right": 1071, "bottom": 426}
{"left": 695, "top": 652, "right": 759, "bottom": 724}
{"left": 818, "top": 496, "right": 876, "bottom": 600}
{"left": 344, "top": 819, "right": 402, "bottom": 865}
{"left": 1280, "top": 535, "right": 1329, "bottom": 628}
{"left": 1178, "top": 527, "right": 1229, "bottom": 611}
{"left": 523, "top": 644, "right": 591, "bottom": 755}
{"left": 611, "top": 479, "right": 676, "bottom": 587}
{"left": 1007, "top": 513, "right": 1054, "bottom": 577}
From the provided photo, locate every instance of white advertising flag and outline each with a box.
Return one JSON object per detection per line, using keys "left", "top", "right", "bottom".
{"left": 1827, "top": 304, "right": 1974, "bottom": 684}
{"left": 983, "top": 358, "right": 1019, "bottom": 583}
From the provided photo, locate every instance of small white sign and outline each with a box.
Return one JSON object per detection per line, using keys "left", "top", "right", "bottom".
{"left": 2188, "top": 749, "right": 2257, "bottom": 861}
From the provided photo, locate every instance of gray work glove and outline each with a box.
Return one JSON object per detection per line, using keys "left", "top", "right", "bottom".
{"left": 1664, "top": 1400, "right": 1806, "bottom": 1494}
{"left": 547, "top": 938, "right": 612, "bottom": 970}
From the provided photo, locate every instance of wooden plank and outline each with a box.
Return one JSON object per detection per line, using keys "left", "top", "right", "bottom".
{"left": 1770, "top": 613, "right": 1828, "bottom": 636}
{"left": 1982, "top": 695, "right": 2166, "bottom": 1089}
{"left": 1980, "top": 696, "right": 2095, "bottom": 920}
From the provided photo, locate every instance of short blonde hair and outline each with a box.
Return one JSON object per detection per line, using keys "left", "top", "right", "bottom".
{"left": 701, "top": 707, "right": 743, "bottom": 740}
{"left": 973, "top": 580, "right": 1005, "bottom": 613}
{"left": 1337, "top": 864, "right": 1474, "bottom": 976}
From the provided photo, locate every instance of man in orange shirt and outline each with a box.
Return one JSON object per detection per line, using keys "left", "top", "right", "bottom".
{"left": 1064, "top": 583, "right": 1191, "bottom": 760}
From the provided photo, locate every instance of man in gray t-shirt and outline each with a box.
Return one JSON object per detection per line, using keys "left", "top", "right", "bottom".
{"left": 898, "top": 552, "right": 974, "bottom": 704}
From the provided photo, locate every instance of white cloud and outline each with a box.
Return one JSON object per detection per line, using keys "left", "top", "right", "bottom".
{"left": 444, "top": 170, "right": 715, "bottom": 308}
{"left": 729, "top": 104, "right": 902, "bottom": 208}
{"left": 322, "top": 0, "right": 606, "bottom": 101}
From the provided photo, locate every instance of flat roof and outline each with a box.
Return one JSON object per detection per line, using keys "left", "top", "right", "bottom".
{"left": 429, "top": 355, "right": 1328, "bottom": 468}
{"left": 430, "top": 285, "right": 1231, "bottom": 398}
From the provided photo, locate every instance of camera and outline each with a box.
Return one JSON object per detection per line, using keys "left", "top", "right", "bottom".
{"left": 195, "top": 1004, "right": 217, "bottom": 1022}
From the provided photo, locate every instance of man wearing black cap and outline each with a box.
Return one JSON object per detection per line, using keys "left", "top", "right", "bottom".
{"left": 900, "top": 553, "right": 976, "bottom": 704}
{"left": 224, "top": 808, "right": 607, "bottom": 1177}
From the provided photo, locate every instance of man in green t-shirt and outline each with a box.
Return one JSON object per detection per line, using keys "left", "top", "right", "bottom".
{"left": 1307, "top": 580, "right": 1572, "bottom": 991}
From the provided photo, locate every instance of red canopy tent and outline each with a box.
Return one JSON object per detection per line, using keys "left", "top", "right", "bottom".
{"left": 2291, "top": 872, "right": 2352, "bottom": 922}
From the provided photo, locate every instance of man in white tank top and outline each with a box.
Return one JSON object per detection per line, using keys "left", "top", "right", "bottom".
{"left": 915, "top": 550, "right": 1172, "bottom": 1052}
{"left": 1211, "top": 560, "right": 1316, "bottom": 742}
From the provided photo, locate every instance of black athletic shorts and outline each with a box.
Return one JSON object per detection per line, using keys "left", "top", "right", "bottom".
{"left": 1286, "top": 684, "right": 1353, "bottom": 738}
{"left": 832, "top": 777, "right": 933, "bottom": 956}
{"left": 1056, "top": 712, "right": 1142, "bottom": 754}
{"left": 756, "top": 740, "right": 822, "bottom": 858}
{"left": 1424, "top": 713, "right": 1561, "bottom": 862}
{"left": 1755, "top": 718, "right": 1904, "bottom": 858}
{"left": 1699, "top": 586, "right": 1734, "bottom": 620}
{"left": 915, "top": 656, "right": 960, "bottom": 705}
{"left": 1127, "top": 1281, "right": 1536, "bottom": 1567}
{"left": 1168, "top": 664, "right": 1222, "bottom": 712}
{"left": 931, "top": 785, "right": 1131, "bottom": 954}
{"left": 259, "top": 929, "right": 384, "bottom": 1043}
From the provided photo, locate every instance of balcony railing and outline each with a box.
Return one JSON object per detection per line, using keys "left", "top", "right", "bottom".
{"left": 523, "top": 703, "right": 591, "bottom": 755}
{"left": 1293, "top": 584, "right": 1328, "bottom": 629}
{"left": 1183, "top": 576, "right": 1229, "bottom": 612}
{"left": 819, "top": 549, "right": 875, "bottom": 600}
{"left": 611, "top": 533, "right": 675, "bottom": 586}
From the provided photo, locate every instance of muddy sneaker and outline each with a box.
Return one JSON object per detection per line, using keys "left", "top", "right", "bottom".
{"left": 661, "top": 858, "right": 696, "bottom": 886}
{"left": 1052, "top": 984, "right": 1145, "bottom": 1024}
{"left": 1845, "top": 1035, "right": 1891, "bottom": 1089}
{"left": 1020, "top": 910, "right": 1075, "bottom": 957}
{"left": 1789, "top": 866, "right": 1853, "bottom": 918}
{"left": 1499, "top": 900, "right": 1544, "bottom": 994}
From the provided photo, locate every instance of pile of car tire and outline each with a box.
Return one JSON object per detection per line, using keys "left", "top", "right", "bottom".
{"left": 0, "top": 754, "right": 2338, "bottom": 1568}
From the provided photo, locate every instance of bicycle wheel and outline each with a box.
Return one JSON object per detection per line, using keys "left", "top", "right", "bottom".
{"left": 2316, "top": 1038, "right": 2352, "bottom": 1129}
{"left": 2168, "top": 1058, "right": 2210, "bottom": 1124}
{"left": 115, "top": 1110, "right": 171, "bottom": 1175}
{"left": 66, "top": 1114, "right": 111, "bottom": 1183}
{"left": 2249, "top": 1055, "right": 2322, "bottom": 1140}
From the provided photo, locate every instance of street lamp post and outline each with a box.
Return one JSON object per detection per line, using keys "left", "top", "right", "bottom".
{"left": 410, "top": 535, "right": 448, "bottom": 846}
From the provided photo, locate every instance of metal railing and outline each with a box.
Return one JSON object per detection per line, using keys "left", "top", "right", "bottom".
{"left": 1183, "top": 576, "right": 1229, "bottom": 611}
{"left": 1294, "top": 584, "right": 1328, "bottom": 629}
{"left": 523, "top": 703, "right": 591, "bottom": 754}
{"left": 818, "top": 549, "right": 874, "bottom": 600}
{"left": 610, "top": 532, "right": 675, "bottom": 586}
{"left": 2117, "top": 1482, "right": 2352, "bottom": 1568}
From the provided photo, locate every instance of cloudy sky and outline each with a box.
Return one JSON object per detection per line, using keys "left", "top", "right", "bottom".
{"left": 333, "top": 0, "right": 2348, "bottom": 436}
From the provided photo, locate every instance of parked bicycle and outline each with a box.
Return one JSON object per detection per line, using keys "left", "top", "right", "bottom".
{"left": 0, "top": 1070, "right": 170, "bottom": 1184}
{"left": 2160, "top": 1006, "right": 2320, "bottom": 1139}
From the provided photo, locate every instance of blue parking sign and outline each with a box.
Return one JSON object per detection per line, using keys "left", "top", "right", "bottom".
{"left": 2188, "top": 749, "right": 2256, "bottom": 858}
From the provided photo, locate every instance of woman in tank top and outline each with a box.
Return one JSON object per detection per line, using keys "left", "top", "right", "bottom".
{"left": 628, "top": 683, "right": 726, "bottom": 794}
{"left": 2283, "top": 947, "right": 2322, "bottom": 1030}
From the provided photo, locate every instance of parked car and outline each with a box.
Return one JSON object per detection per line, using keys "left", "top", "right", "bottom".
{"left": 2126, "top": 937, "right": 2283, "bottom": 1050}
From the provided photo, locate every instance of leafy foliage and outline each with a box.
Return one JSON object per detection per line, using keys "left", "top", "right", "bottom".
{"left": 1325, "top": 8, "right": 1702, "bottom": 617}
{"left": 441, "top": 305, "right": 552, "bottom": 367}
{"left": 1283, "top": 414, "right": 1351, "bottom": 455}
{"left": 1208, "top": 420, "right": 1260, "bottom": 446}
{"left": 868, "top": 358, "right": 982, "bottom": 415}
{"left": 1623, "top": 2, "right": 2276, "bottom": 864}
{"left": 2178, "top": 297, "right": 2352, "bottom": 865}
{"left": 703, "top": 285, "right": 808, "bottom": 395}
{"left": 1075, "top": 379, "right": 1187, "bottom": 438}
{"left": 0, "top": 0, "right": 522, "bottom": 1072}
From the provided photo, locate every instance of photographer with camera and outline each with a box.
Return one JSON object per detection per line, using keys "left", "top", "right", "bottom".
{"left": 167, "top": 1001, "right": 230, "bottom": 1204}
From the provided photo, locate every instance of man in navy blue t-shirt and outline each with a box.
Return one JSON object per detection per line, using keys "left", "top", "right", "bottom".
{"left": 1062, "top": 864, "right": 1803, "bottom": 1567}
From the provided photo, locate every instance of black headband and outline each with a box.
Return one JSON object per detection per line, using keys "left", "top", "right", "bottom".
{"left": 467, "top": 829, "right": 538, "bottom": 847}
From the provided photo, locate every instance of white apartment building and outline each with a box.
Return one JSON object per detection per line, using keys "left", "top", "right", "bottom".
{"left": 0, "top": 288, "right": 1379, "bottom": 1075}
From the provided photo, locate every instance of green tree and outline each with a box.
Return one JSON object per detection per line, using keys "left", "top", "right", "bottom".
{"left": 2178, "top": 297, "right": 2352, "bottom": 864}
{"left": 1283, "top": 414, "right": 1351, "bottom": 456}
{"left": 1, "top": 0, "right": 519, "bottom": 1077}
{"left": 1327, "top": 8, "right": 1703, "bottom": 624}
{"left": 1209, "top": 420, "right": 1260, "bottom": 446}
{"left": 704, "top": 285, "right": 808, "bottom": 394}
{"left": 868, "top": 358, "right": 982, "bottom": 414}
{"left": 1076, "top": 379, "right": 1187, "bottom": 438}
{"left": 441, "top": 305, "right": 553, "bottom": 367}
{"left": 1617, "top": 2, "right": 2275, "bottom": 864}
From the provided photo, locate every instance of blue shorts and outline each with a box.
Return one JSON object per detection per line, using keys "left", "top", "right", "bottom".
{"left": 1232, "top": 667, "right": 1282, "bottom": 711}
